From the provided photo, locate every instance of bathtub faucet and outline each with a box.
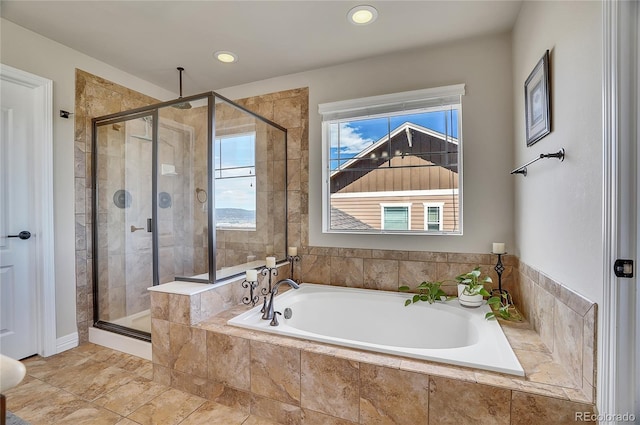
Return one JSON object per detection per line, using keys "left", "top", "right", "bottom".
{"left": 262, "top": 278, "right": 300, "bottom": 326}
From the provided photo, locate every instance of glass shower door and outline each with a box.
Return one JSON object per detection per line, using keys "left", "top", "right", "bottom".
{"left": 94, "top": 113, "right": 155, "bottom": 337}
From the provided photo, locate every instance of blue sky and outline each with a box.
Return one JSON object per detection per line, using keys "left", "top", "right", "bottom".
{"left": 214, "top": 134, "right": 256, "bottom": 210}
{"left": 330, "top": 110, "right": 458, "bottom": 170}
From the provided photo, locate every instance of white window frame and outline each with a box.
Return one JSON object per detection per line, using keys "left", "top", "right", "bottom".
{"left": 319, "top": 84, "right": 464, "bottom": 235}
{"left": 423, "top": 202, "right": 445, "bottom": 231}
{"left": 380, "top": 203, "right": 412, "bottom": 231}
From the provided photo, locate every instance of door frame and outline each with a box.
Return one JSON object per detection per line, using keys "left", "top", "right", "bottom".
{"left": 601, "top": 0, "right": 638, "bottom": 419}
{"left": 0, "top": 64, "right": 56, "bottom": 357}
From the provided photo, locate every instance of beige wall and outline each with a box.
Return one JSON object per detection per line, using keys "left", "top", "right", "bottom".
{"left": 0, "top": 18, "right": 176, "bottom": 340}
{"left": 217, "top": 32, "right": 515, "bottom": 254}
{"left": 511, "top": 2, "right": 602, "bottom": 306}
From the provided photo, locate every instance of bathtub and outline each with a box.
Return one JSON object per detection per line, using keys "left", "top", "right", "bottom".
{"left": 228, "top": 283, "right": 524, "bottom": 376}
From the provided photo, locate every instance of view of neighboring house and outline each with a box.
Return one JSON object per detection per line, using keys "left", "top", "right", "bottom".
{"left": 329, "top": 122, "right": 459, "bottom": 232}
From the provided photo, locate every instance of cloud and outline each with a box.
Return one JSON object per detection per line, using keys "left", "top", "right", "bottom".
{"left": 331, "top": 123, "right": 375, "bottom": 154}
{"left": 215, "top": 177, "right": 256, "bottom": 210}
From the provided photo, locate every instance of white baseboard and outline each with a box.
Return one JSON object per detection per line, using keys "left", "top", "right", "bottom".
{"left": 56, "top": 332, "right": 79, "bottom": 354}
{"left": 88, "top": 327, "right": 152, "bottom": 360}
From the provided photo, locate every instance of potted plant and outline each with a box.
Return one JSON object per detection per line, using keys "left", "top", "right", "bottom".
{"left": 486, "top": 292, "right": 524, "bottom": 321}
{"left": 456, "top": 267, "right": 492, "bottom": 307}
{"left": 399, "top": 281, "right": 448, "bottom": 306}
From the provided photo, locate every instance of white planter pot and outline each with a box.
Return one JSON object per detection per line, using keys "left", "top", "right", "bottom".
{"left": 457, "top": 284, "right": 484, "bottom": 308}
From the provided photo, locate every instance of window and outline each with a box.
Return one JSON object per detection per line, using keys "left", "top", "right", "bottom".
{"left": 423, "top": 202, "right": 444, "bottom": 231}
{"left": 214, "top": 133, "right": 256, "bottom": 229}
{"left": 381, "top": 204, "right": 411, "bottom": 230}
{"left": 320, "top": 84, "right": 464, "bottom": 234}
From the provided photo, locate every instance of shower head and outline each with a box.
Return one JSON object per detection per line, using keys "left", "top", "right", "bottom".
{"left": 172, "top": 67, "right": 192, "bottom": 110}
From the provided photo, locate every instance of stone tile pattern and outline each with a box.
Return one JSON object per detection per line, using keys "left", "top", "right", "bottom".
{"left": 150, "top": 298, "right": 595, "bottom": 425}
{"left": 512, "top": 261, "right": 597, "bottom": 404}
{"left": 4, "top": 343, "right": 277, "bottom": 425}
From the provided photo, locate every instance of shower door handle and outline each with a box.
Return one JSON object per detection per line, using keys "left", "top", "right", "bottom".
{"left": 146, "top": 218, "right": 152, "bottom": 232}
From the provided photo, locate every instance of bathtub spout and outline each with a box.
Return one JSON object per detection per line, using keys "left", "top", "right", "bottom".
{"left": 262, "top": 279, "right": 299, "bottom": 323}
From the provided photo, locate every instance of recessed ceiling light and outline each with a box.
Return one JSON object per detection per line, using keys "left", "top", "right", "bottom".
{"left": 214, "top": 51, "right": 238, "bottom": 63}
{"left": 348, "top": 5, "right": 378, "bottom": 25}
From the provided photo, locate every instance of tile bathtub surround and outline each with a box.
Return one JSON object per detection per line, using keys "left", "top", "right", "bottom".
{"left": 300, "top": 249, "right": 517, "bottom": 296}
{"left": 513, "top": 261, "right": 597, "bottom": 404}
{"left": 4, "top": 343, "right": 275, "bottom": 425}
{"left": 146, "top": 301, "right": 595, "bottom": 425}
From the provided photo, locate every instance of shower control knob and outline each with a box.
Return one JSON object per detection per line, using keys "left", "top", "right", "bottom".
{"left": 7, "top": 231, "right": 31, "bottom": 240}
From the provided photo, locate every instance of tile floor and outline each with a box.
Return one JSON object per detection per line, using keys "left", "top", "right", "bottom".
{"left": 3, "top": 343, "right": 280, "bottom": 425}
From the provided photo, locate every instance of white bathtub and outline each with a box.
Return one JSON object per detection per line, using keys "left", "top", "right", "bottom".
{"left": 228, "top": 283, "right": 524, "bottom": 376}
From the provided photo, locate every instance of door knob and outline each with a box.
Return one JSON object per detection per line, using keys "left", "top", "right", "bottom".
{"left": 130, "top": 225, "right": 144, "bottom": 233}
{"left": 7, "top": 231, "right": 31, "bottom": 240}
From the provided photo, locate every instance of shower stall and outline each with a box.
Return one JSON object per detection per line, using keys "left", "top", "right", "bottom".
{"left": 92, "top": 92, "right": 288, "bottom": 341}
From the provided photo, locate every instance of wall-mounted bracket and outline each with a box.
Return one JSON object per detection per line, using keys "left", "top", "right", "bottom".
{"left": 614, "top": 259, "right": 634, "bottom": 278}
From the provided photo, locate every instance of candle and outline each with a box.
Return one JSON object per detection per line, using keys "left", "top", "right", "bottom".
{"left": 246, "top": 269, "right": 258, "bottom": 282}
{"left": 266, "top": 257, "right": 276, "bottom": 268}
{"left": 288, "top": 246, "right": 297, "bottom": 256}
{"left": 492, "top": 242, "right": 506, "bottom": 254}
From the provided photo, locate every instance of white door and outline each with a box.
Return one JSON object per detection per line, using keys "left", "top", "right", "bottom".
{"left": 0, "top": 74, "right": 39, "bottom": 359}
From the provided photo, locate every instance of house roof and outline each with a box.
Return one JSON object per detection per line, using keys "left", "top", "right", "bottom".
{"left": 330, "top": 122, "right": 458, "bottom": 193}
{"left": 330, "top": 207, "right": 373, "bottom": 230}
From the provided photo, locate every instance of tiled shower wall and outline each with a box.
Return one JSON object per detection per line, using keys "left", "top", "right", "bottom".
{"left": 75, "top": 69, "right": 161, "bottom": 342}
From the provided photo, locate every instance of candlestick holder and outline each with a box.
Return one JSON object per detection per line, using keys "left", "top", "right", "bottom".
{"left": 491, "top": 252, "right": 510, "bottom": 298}
{"left": 260, "top": 266, "right": 279, "bottom": 295}
{"left": 287, "top": 254, "right": 301, "bottom": 281}
{"left": 241, "top": 279, "right": 259, "bottom": 307}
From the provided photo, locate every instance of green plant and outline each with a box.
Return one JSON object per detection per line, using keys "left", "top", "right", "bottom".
{"left": 399, "top": 281, "right": 448, "bottom": 306}
{"left": 456, "top": 267, "right": 492, "bottom": 297}
{"left": 485, "top": 292, "right": 523, "bottom": 321}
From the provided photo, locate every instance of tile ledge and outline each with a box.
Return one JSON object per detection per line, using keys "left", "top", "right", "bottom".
{"left": 147, "top": 271, "right": 253, "bottom": 295}
{"left": 147, "top": 281, "right": 217, "bottom": 296}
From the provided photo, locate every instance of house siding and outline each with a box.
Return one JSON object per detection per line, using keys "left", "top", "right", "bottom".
{"left": 331, "top": 194, "right": 459, "bottom": 231}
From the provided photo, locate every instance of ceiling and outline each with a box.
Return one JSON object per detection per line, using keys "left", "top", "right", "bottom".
{"left": 1, "top": 1, "right": 522, "bottom": 94}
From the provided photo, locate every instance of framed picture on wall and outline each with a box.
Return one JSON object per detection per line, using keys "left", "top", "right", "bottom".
{"left": 524, "top": 50, "right": 551, "bottom": 146}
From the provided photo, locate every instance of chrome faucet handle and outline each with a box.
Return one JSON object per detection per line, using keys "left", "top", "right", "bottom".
{"left": 270, "top": 311, "right": 282, "bottom": 327}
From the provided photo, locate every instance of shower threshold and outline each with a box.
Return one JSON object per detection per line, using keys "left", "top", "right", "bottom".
{"left": 110, "top": 309, "right": 151, "bottom": 334}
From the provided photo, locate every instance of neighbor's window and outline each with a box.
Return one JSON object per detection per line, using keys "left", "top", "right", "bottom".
{"left": 319, "top": 84, "right": 464, "bottom": 234}
{"left": 214, "top": 133, "right": 256, "bottom": 229}
{"left": 423, "top": 202, "right": 444, "bottom": 231}
{"left": 381, "top": 204, "right": 411, "bottom": 230}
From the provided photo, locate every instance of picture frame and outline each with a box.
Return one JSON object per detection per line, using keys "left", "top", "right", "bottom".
{"left": 524, "top": 50, "right": 551, "bottom": 146}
